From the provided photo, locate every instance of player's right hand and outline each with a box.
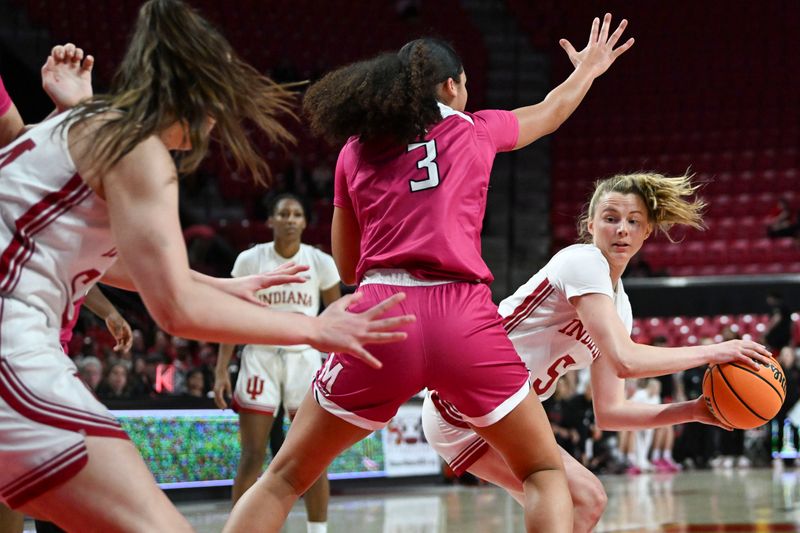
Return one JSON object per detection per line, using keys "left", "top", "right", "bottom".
{"left": 312, "top": 292, "right": 416, "bottom": 369}
{"left": 213, "top": 372, "right": 232, "bottom": 409}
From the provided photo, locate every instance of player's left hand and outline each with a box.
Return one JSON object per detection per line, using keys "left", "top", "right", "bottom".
{"left": 41, "top": 43, "right": 94, "bottom": 113}
{"left": 221, "top": 262, "right": 310, "bottom": 306}
{"left": 559, "top": 13, "right": 634, "bottom": 79}
{"left": 106, "top": 311, "right": 133, "bottom": 353}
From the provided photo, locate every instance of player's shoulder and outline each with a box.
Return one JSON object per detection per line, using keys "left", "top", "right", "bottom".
{"left": 548, "top": 244, "right": 609, "bottom": 271}
{"left": 300, "top": 243, "right": 334, "bottom": 262}
{"left": 237, "top": 242, "right": 272, "bottom": 262}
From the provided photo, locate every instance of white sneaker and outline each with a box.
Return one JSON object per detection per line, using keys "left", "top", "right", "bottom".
{"left": 736, "top": 456, "right": 751, "bottom": 468}
{"left": 721, "top": 457, "right": 734, "bottom": 468}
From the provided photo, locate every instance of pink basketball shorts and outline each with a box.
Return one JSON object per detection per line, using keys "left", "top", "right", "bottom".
{"left": 313, "top": 272, "right": 530, "bottom": 430}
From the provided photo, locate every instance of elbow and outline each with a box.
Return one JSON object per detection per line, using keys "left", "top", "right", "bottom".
{"left": 340, "top": 272, "right": 357, "bottom": 286}
{"left": 611, "top": 354, "right": 636, "bottom": 379}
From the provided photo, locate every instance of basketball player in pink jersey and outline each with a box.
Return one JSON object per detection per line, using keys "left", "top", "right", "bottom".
{"left": 422, "top": 172, "right": 774, "bottom": 533}
{"left": 214, "top": 194, "right": 340, "bottom": 533}
{"left": 225, "top": 14, "right": 634, "bottom": 533}
{"left": 0, "top": 1, "right": 411, "bottom": 531}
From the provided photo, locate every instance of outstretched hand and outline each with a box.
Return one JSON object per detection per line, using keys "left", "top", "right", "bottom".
{"left": 221, "top": 262, "right": 310, "bottom": 306}
{"left": 41, "top": 43, "right": 94, "bottom": 112}
{"left": 313, "top": 292, "right": 416, "bottom": 369}
{"left": 559, "top": 13, "right": 634, "bottom": 79}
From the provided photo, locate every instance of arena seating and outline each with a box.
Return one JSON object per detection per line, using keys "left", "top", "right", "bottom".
{"left": 508, "top": 0, "right": 800, "bottom": 275}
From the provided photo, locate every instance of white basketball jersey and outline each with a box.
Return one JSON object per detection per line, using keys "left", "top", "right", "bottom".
{"left": 498, "top": 244, "right": 633, "bottom": 400}
{"left": 0, "top": 113, "right": 116, "bottom": 335}
{"left": 232, "top": 242, "right": 339, "bottom": 352}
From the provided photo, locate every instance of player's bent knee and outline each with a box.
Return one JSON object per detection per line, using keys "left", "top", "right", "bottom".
{"left": 574, "top": 475, "right": 607, "bottom": 525}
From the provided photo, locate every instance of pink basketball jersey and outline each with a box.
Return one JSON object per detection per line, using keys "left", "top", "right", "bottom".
{"left": 0, "top": 75, "right": 11, "bottom": 116}
{"left": 334, "top": 103, "right": 518, "bottom": 284}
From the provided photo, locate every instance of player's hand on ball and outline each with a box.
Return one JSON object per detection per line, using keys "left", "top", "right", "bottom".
{"left": 691, "top": 396, "right": 734, "bottom": 431}
{"left": 559, "top": 13, "right": 634, "bottom": 78}
{"left": 705, "top": 339, "right": 774, "bottom": 370}
{"left": 313, "top": 292, "right": 416, "bottom": 369}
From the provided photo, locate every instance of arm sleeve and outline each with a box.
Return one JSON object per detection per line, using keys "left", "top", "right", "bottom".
{"left": 316, "top": 250, "right": 341, "bottom": 290}
{"left": 0, "top": 75, "right": 12, "bottom": 116}
{"left": 547, "top": 247, "right": 615, "bottom": 300}
{"left": 333, "top": 143, "right": 354, "bottom": 210}
{"left": 474, "top": 109, "right": 520, "bottom": 153}
{"left": 230, "top": 250, "right": 254, "bottom": 278}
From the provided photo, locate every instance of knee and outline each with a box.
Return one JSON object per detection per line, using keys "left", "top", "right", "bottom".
{"left": 574, "top": 476, "right": 607, "bottom": 526}
{"left": 239, "top": 448, "right": 267, "bottom": 470}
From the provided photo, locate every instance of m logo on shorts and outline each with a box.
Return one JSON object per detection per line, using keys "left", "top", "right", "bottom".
{"left": 317, "top": 356, "right": 343, "bottom": 395}
{"left": 246, "top": 376, "right": 265, "bottom": 400}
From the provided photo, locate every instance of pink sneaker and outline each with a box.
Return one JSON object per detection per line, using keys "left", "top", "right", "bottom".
{"left": 655, "top": 458, "right": 681, "bottom": 473}
{"left": 625, "top": 465, "right": 642, "bottom": 475}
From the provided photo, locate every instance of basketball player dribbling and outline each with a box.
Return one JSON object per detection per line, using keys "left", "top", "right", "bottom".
{"left": 225, "top": 14, "right": 634, "bottom": 533}
{"left": 214, "top": 194, "right": 340, "bottom": 533}
{"left": 422, "top": 172, "right": 774, "bottom": 533}
{"left": 0, "top": 1, "right": 411, "bottom": 531}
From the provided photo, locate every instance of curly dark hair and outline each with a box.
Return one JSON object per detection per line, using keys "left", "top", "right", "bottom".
{"left": 303, "top": 38, "right": 463, "bottom": 146}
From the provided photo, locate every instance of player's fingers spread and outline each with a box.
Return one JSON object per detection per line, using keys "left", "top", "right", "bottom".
{"left": 83, "top": 55, "right": 95, "bottom": 71}
{"left": 599, "top": 13, "right": 612, "bottom": 41}
{"left": 73, "top": 47, "right": 84, "bottom": 62}
{"left": 367, "top": 315, "right": 415, "bottom": 332}
{"left": 351, "top": 345, "right": 382, "bottom": 369}
{"left": 64, "top": 43, "right": 76, "bottom": 58}
{"left": 360, "top": 332, "right": 408, "bottom": 344}
{"left": 589, "top": 16, "right": 600, "bottom": 43}
{"left": 612, "top": 38, "right": 635, "bottom": 58}
{"left": 364, "top": 292, "right": 407, "bottom": 318}
{"left": 334, "top": 293, "right": 358, "bottom": 310}
{"left": 607, "top": 19, "right": 628, "bottom": 46}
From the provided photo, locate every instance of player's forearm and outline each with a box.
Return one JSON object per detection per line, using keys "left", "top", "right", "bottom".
{"left": 149, "top": 279, "right": 319, "bottom": 348}
{"left": 614, "top": 343, "right": 713, "bottom": 379}
{"left": 215, "top": 343, "right": 236, "bottom": 375}
{"left": 594, "top": 400, "right": 695, "bottom": 431}
{"left": 512, "top": 64, "right": 596, "bottom": 148}
{"left": 82, "top": 285, "right": 118, "bottom": 320}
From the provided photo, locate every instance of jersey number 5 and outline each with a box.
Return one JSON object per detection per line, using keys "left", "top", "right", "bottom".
{"left": 407, "top": 140, "right": 439, "bottom": 192}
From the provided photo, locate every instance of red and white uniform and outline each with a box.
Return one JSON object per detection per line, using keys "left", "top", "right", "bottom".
{"left": 231, "top": 242, "right": 339, "bottom": 416}
{"left": 0, "top": 114, "right": 127, "bottom": 509}
{"left": 313, "top": 103, "right": 531, "bottom": 430}
{"left": 422, "top": 244, "right": 633, "bottom": 474}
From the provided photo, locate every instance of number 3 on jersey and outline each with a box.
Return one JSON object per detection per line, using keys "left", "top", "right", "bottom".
{"left": 407, "top": 140, "right": 439, "bottom": 192}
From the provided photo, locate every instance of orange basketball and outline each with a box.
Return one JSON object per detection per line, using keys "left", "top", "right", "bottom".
{"left": 702, "top": 358, "right": 786, "bottom": 430}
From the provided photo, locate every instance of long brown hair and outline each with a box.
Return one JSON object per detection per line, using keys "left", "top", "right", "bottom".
{"left": 578, "top": 172, "right": 707, "bottom": 243}
{"left": 63, "top": 0, "right": 295, "bottom": 185}
{"left": 303, "top": 38, "right": 463, "bottom": 146}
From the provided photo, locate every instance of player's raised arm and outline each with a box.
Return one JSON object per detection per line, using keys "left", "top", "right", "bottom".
{"left": 511, "top": 13, "right": 634, "bottom": 150}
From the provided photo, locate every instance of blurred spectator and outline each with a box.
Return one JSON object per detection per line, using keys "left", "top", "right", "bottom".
{"left": 765, "top": 292, "right": 793, "bottom": 353}
{"left": 185, "top": 368, "right": 207, "bottom": 398}
{"left": 652, "top": 336, "right": 683, "bottom": 472}
{"left": 774, "top": 346, "right": 800, "bottom": 466}
{"left": 630, "top": 379, "right": 661, "bottom": 471}
{"left": 622, "top": 251, "right": 654, "bottom": 278}
{"left": 674, "top": 338, "right": 716, "bottom": 469}
{"left": 97, "top": 363, "right": 133, "bottom": 401}
{"left": 544, "top": 380, "right": 581, "bottom": 458}
{"left": 766, "top": 197, "right": 799, "bottom": 242}
{"left": 77, "top": 356, "right": 103, "bottom": 392}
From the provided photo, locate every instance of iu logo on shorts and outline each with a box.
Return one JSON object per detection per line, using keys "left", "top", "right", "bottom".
{"left": 246, "top": 376, "right": 265, "bottom": 400}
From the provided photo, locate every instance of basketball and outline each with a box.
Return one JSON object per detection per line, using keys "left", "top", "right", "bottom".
{"left": 702, "top": 358, "right": 786, "bottom": 430}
